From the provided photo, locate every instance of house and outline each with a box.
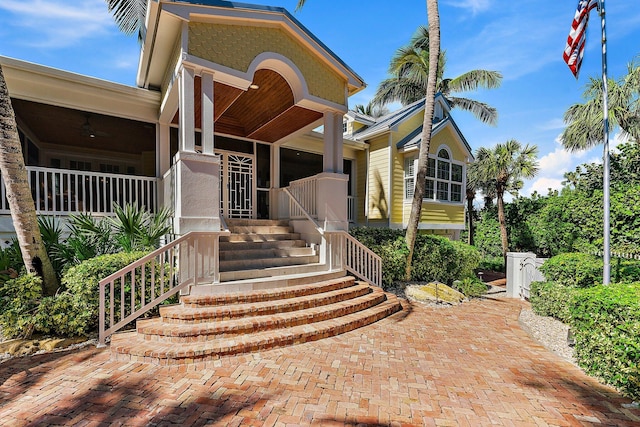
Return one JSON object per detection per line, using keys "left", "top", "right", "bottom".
{"left": 0, "top": 1, "right": 471, "bottom": 363}
{"left": 345, "top": 97, "right": 473, "bottom": 240}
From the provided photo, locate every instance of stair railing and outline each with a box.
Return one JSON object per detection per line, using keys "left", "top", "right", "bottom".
{"left": 281, "top": 188, "right": 382, "bottom": 288}
{"left": 98, "top": 230, "right": 228, "bottom": 346}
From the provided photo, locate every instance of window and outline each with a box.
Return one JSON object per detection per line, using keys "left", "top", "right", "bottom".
{"left": 70, "top": 160, "right": 92, "bottom": 171}
{"left": 343, "top": 121, "right": 348, "bottom": 133}
{"left": 404, "top": 157, "right": 415, "bottom": 199}
{"left": 418, "top": 147, "right": 465, "bottom": 203}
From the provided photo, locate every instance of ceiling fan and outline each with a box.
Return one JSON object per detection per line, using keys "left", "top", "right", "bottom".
{"left": 80, "top": 115, "right": 110, "bottom": 138}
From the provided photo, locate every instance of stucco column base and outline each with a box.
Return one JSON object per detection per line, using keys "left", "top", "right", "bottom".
{"left": 316, "top": 172, "right": 349, "bottom": 232}
{"left": 174, "top": 151, "right": 221, "bottom": 234}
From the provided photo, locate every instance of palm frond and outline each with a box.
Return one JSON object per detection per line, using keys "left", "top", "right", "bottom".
{"left": 447, "top": 96, "right": 498, "bottom": 126}
{"left": 105, "top": 0, "right": 147, "bottom": 40}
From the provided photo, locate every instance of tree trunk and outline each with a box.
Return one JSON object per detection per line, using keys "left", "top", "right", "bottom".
{"left": 0, "top": 65, "right": 59, "bottom": 295}
{"left": 496, "top": 186, "right": 509, "bottom": 266}
{"left": 405, "top": 0, "right": 440, "bottom": 280}
{"left": 466, "top": 188, "right": 475, "bottom": 246}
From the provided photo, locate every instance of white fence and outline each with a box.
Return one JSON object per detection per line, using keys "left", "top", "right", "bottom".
{"left": 506, "top": 252, "right": 547, "bottom": 299}
{"left": 0, "top": 166, "right": 157, "bottom": 215}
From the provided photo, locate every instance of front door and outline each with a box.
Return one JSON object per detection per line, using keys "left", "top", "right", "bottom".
{"left": 219, "top": 151, "right": 254, "bottom": 219}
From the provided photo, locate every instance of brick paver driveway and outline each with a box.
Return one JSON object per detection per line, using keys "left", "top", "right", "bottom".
{"left": 1, "top": 296, "right": 639, "bottom": 426}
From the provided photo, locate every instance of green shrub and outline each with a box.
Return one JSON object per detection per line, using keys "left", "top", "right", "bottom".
{"left": 453, "top": 277, "right": 488, "bottom": 298}
{"left": 529, "top": 281, "right": 575, "bottom": 323}
{"left": 0, "top": 274, "right": 43, "bottom": 338}
{"left": 569, "top": 283, "right": 640, "bottom": 400}
{"left": 478, "top": 255, "right": 505, "bottom": 273}
{"left": 539, "top": 253, "right": 602, "bottom": 288}
{"left": 349, "top": 228, "right": 481, "bottom": 289}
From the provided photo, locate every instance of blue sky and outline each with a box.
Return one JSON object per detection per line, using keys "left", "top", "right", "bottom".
{"left": 1, "top": 0, "right": 639, "bottom": 197}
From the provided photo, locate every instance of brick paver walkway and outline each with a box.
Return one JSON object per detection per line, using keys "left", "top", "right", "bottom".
{"left": 1, "top": 296, "right": 639, "bottom": 426}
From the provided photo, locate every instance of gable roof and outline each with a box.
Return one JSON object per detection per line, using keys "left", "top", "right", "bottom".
{"left": 396, "top": 116, "right": 474, "bottom": 160}
{"left": 139, "top": 0, "right": 365, "bottom": 93}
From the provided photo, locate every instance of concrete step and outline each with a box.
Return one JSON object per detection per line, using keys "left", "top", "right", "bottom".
{"left": 220, "top": 233, "right": 301, "bottom": 243}
{"left": 218, "top": 239, "right": 307, "bottom": 251}
{"left": 219, "top": 246, "right": 315, "bottom": 261}
{"left": 225, "top": 219, "right": 290, "bottom": 227}
{"left": 219, "top": 254, "right": 319, "bottom": 272}
{"left": 227, "top": 225, "right": 293, "bottom": 234}
{"left": 219, "top": 262, "right": 328, "bottom": 282}
{"left": 187, "top": 269, "right": 347, "bottom": 295}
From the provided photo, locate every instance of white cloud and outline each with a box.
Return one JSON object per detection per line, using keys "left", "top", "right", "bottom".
{"left": 444, "top": 0, "right": 492, "bottom": 14}
{"left": 0, "top": 0, "right": 114, "bottom": 47}
{"left": 524, "top": 177, "right": 564, "bottom": 197}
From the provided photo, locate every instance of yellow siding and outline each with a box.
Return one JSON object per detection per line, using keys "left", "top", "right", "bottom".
{"left": 390, "top": 141, "right": 404, "bottom": 224}
{"left": 393, "top": 113, "right": 425, "bottom": 145}
{"left": 367, "top": 136, "right": 390, "bottom": 220}
{"left": 188, "top": 22, "right": 345, "bottom": 106}
{"left": 402, "top": 202, "right": 464, "bottom": 225}
{"left": 355, "top": 150, "right": 367, "bottom": 224}
{"left": 430, "top": 125, "right": 468, "bottom": 162}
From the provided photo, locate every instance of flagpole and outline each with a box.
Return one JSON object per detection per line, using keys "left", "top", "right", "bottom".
{"left": 599, "top": 0, "right": 611, "bottom": 285}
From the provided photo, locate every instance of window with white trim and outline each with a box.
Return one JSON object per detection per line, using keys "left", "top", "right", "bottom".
{"left": 404, "top": 157, "right": 415, "bottom": 199}
{"left": 404, "top": 148, "right": 465, "bottom": 204}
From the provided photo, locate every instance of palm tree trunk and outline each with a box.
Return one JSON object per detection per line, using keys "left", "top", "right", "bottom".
{"left": 466, "top": 188, "right": 475, "bottom": 246}
{"left": 0, "top": 65, "right": 59, "bottom": 295}
{"left": 496, "top": 186, "right": 509, "bottom": 266}
{"left": 405, "top": 0, "right": 440, "bottom": 280}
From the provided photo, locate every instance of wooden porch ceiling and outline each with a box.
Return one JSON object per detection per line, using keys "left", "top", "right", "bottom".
{"left": 10, "top": 99, "right": 156, "bottom": 154}
{"left": 172, "top": 69, "right": 323, "bottom": 143}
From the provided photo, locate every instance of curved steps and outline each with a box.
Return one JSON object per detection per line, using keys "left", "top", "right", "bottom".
{"left": 110, "top": 276, "right": 402, "bottom": 365}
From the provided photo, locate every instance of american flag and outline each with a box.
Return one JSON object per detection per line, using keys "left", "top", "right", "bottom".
{"left": 563, "top": 0, "right": 599, "bottom": 78}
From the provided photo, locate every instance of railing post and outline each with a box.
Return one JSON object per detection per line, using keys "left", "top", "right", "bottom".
{"left": 98, "top": 283, "right": 106, "bottom": 347}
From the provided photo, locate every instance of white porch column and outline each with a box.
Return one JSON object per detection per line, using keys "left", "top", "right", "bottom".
{"left": 318, "top": 111, "right": 348, "bottom": 231}
{"left": 323, "top": 111, "right": 343, "bottom": 173}
{"left": 201, "top": 71, "right": 215, "bottom": 155}
{"left": 179, "top": 65, "right": 195, "bottom": 152}
{"left": 157, "top": 122, "right": 172, "bottom": 211}
{"left": 173, "top": 65, "right": 221, "bottom": 234}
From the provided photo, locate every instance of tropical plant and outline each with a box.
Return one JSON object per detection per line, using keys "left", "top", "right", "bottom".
{"left": 105, "top": 0, "right": 148, "bottom": 40}
{"left": 470, "top": 140, "right": 539, "bottom": 261}
{"left": 372, "top": 25, "right": 502, "bottom": 125}
{"left": 561, "top": 59, "right": 640, "bottom": 151}
{"left": 353, "top": 100, "right": 389, "bottom": 118}
{"left": 295, "top": 0, "right": 444, "bottom": 282}
{"left": 0, "top": 65, "right": 58, "bottom": 295}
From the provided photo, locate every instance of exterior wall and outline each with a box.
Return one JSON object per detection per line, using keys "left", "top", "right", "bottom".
{"left": 187, "top": 22, "right": 346, "bottom": 106}
{"left": 367, "top": 135, "right": 390, "bottom": 220}
{"left": 355, "top": 149, "right": 367, "bottom": 224}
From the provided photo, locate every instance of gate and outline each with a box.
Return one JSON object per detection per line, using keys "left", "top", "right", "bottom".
{"left": 220, "top": 152, "right": 254, "bottom": 219}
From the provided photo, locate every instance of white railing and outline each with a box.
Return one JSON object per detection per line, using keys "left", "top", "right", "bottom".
{"left": 287, "top": 176, "right": 317, "bottom": 219}
{"left": 98, "top": 231, "right": 228, "bottom": 345}
{"left": 326, "top": 231, "right": 382, "bottom": 288}
{"left": 280, "top": 187, "right": 382, "bottom": 288}
{"left": 0, "top": 166, "right": 157, "bottom": 215}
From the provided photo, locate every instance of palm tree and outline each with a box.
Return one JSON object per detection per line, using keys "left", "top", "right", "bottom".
{"left": 562, "top": 59, "right": 640, "bottom": 151}
{"left": 373, "top": 25, "right": 502, "bottom": 126}
{"left": 353, "top": 101, "right": 389, "bottom": 118}
{"left": 296, "top": 0, "right": 443, "bottom": 281}
{"left": 470, "top": 140, "right": 539, "bottom": 262}
{"left": 0, "top": 66, "right": 59, "bottom": 294}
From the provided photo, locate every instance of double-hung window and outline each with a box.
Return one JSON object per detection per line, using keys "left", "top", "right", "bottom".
{"left": 405, "top": 148, "right": 464, "bottom": 203}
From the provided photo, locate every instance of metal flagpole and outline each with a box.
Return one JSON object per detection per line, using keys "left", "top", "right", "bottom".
{"left": 598, "top": 0, "right": 611, "bottom": 285}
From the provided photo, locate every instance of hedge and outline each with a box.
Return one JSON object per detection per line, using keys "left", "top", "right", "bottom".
{"left": 570, "top": 283, "right": 640, "bottom": 400}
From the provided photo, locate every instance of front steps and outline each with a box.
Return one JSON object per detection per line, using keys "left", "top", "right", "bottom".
{"left": 110, "top": 275, "right": 402, "bottom": 365}
{"left": 109, "top": 219, "right": 402, "bottom": 364}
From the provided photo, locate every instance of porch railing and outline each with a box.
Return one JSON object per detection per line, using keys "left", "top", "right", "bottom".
{"left": 281, "top": 187, "right": 382, "bottom": 288}
{"left": 347, "top": 196, "right": 356, "bottom": 223}
{"left": 0, "top": 166, "right": 157, "bottom": 215}
{"left": 326, "top": 231, "right": 382, "bottom": 288}
{"left": 286, "top": 176, "right": 317, "bottom": 219}
{"left": 98, "top": 231, "right": 228, "bottom": 346}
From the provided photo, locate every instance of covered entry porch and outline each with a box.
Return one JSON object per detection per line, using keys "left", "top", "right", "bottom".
{"left": 146, "top": 1, "right": 365, "bottom": 234}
